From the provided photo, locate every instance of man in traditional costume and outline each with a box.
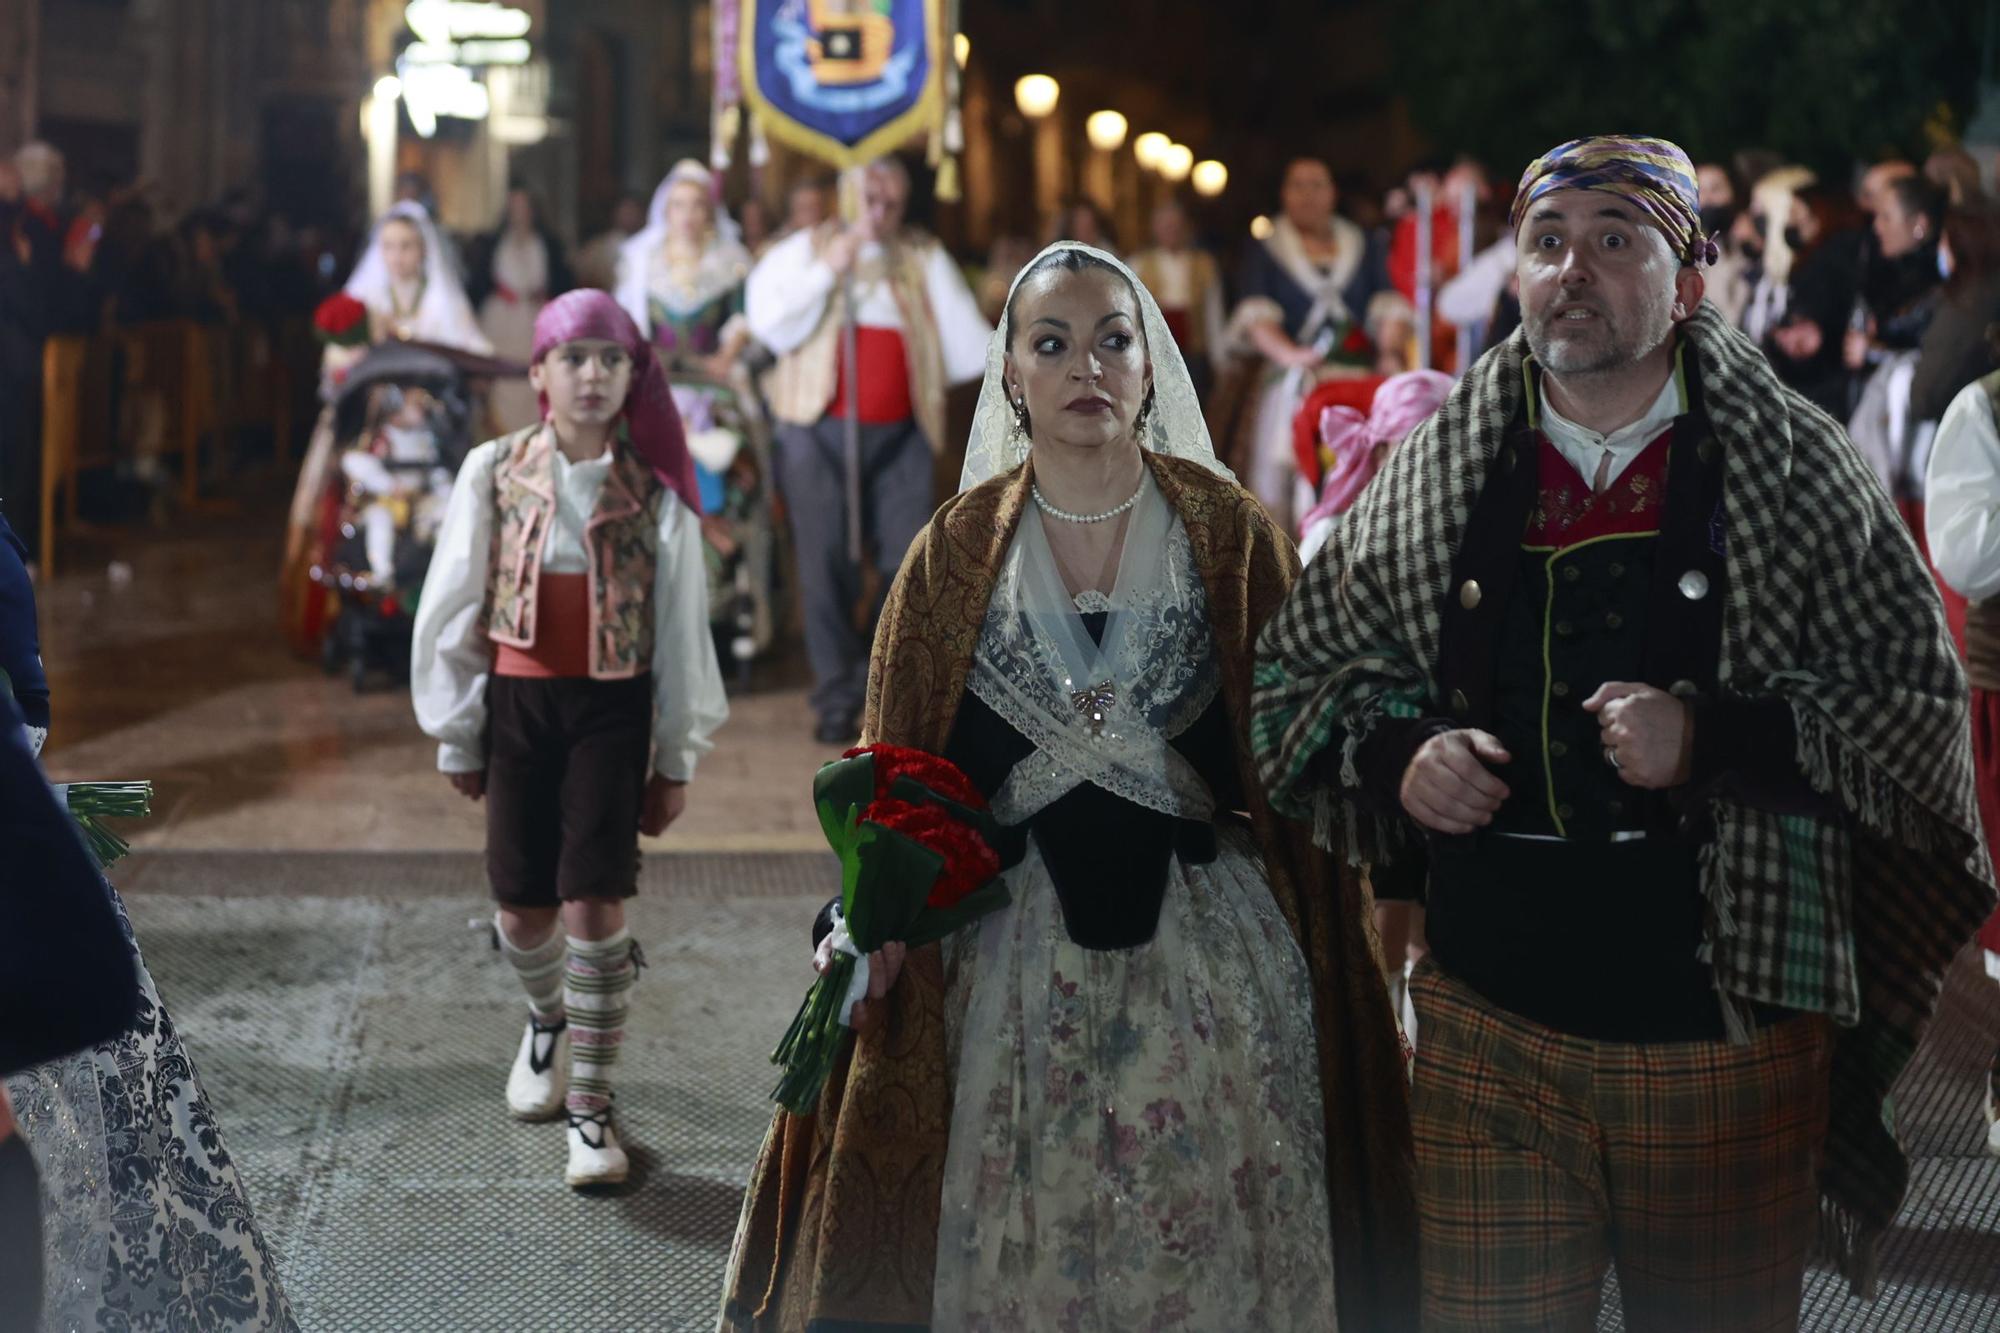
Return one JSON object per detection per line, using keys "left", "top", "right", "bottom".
{"left": 1253, "top": 135, "right": 1996, "bottom": 1330}
{"left": 723, "top": 242, "right": 1416, "bottom": 1332}
{"left": 412, "top": 290, "right": 727, "bottom": 1188}
{"left": 745, "top": 157, "right": 990, "bottom": 745}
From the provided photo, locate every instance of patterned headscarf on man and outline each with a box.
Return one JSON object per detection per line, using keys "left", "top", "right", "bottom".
{"left": 1510, "top": 135, "right": 1721, "bottom": 267}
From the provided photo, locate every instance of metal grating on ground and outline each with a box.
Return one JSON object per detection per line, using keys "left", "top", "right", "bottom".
{"left": 123, "top": 852, "right": 1997, "bottom": 1332}
{"left": 124, "top": 852, "right": 831, "bottom": 1332}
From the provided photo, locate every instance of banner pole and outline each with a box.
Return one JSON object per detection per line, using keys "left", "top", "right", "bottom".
{"left": 840, "top": 172, "right": 864, "bottom": 567}
{"left": 843, "top": 274, "right": 863, "bottom": 566}
{"left": 1414, "top": 179, "right": 1433, "bottom": 372}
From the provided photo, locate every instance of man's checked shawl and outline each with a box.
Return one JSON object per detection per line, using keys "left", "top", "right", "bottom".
{"left": 1251, "top": 299, "right": 1997, "bottom": 1293}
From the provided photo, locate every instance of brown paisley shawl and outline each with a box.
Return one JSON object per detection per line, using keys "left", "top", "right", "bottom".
{"left": 722, "top": 450, "right": 1419, "bottom": 1331}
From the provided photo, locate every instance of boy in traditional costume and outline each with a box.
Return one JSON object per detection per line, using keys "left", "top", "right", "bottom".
{"left": 1254, "top": 134, "right": 1997, "bottom": 1330}
{"left": 413, "top": 289, "right": 727, "bottom": 1187}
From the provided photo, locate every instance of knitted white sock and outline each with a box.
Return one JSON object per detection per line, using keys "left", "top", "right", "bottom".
{"left": 564, "top": 930, "right": 636, "bottom": 1115}
{"left": 495, "top": 914, "right": 566, "bottom": 1025}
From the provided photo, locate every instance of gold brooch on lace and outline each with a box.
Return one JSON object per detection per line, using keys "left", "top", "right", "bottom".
{"left": 1070, "top": 680, "right": 1116, "bottom": 736}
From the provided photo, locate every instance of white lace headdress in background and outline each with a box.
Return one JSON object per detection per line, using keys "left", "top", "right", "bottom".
{"left": 344, "top": 201, "right": 492, "bottom": 354}
{"left": 616, "top": 159, "right": 752, "bottom": 331}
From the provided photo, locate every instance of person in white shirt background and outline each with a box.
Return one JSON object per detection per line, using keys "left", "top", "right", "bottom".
{"left": 1922, "top": 365, "right": 2000, "bottom": 1156}
{"left": 744, "top": 157, "right": 990, "bottom": 745}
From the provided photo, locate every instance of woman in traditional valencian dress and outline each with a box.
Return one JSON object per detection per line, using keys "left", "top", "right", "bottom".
{"left": 617, "top": 160, "right": 777, "bottom": 664}
{"left": 344, "top": 201, "right": 491, "bottom": 354}
{"left": 281, "top": 203, "right": 494, "bottom": 652}
{"left": 1215, "top": 157, "right": 1413, "bottom": 525}
{"left": 723, "top": 242, "right": 1417, "bottom": 1332}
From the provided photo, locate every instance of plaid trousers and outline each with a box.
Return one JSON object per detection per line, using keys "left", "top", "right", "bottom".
{"left": 1410, "top": 960, "right": 1833, "bottom": 1333}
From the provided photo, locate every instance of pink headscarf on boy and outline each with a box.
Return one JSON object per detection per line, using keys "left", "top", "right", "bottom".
{"left": 1299, "top": 369, "right": 1455, "bottom": 532}
{"left": 531, "top": 289, "right": 702, "bottom": 514}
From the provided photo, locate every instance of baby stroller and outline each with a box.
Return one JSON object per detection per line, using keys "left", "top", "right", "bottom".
{"left": 310, "top": 342, "right": 494, "bottom": 690}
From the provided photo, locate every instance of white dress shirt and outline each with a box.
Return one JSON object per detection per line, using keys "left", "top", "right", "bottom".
{"left": 1925, "top": 380, "right": 2000, "bottom": 602}
{"left": 410, "top": 436, "right": 729, "bottom": 780}
{"left": 744, "top": 228, "right": 991, "bottom": 384}
{"left": 1437, "top": 237, "right": 1516, "bottom": 328}
{"left": 1537, "top": 370, "right": 1682, "bottom": 492}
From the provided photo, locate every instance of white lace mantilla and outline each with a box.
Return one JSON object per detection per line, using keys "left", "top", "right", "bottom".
{"left": 969, "top": 482, "right": 1220, "bottom": 826}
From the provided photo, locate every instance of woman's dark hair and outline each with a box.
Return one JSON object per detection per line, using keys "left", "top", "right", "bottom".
{"left": 1003, "top": 247, "right": 1136, "bottom": 341}
{"left": 1883, "top": 175, "right": 1946, "bottom": 235}
{"left": 1945, "top": 201, "right": 2000, "bottom": 294}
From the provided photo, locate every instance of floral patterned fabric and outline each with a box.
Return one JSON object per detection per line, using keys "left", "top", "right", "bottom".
{"left": 935, "top": 829, "right": 1338, "bottom": 1330}
{"left": 8, "top": 885, "right": 297, "bottom": 1332}
{"left": 484, "top": 424, "right": 663, "bottom": 679}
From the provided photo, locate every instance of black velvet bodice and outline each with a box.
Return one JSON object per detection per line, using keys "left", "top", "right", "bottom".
{"left": 943, "top": 612, "right": 1242, "bottom": 951}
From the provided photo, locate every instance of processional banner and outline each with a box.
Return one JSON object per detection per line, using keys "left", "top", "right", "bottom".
{"left": 733, "top": 0, "right": 951, "bottom": 171}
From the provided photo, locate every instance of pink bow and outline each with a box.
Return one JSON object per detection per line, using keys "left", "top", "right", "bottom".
{"left": 1299, "top": 369, "right": 1456, "bottom": 534}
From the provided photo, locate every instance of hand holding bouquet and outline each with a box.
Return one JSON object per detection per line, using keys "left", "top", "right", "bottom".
{"left": 770, "top": 745, "right": 1009, "bottom": 1114}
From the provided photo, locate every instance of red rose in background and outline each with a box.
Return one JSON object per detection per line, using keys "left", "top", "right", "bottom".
{"left": 314, "top": 293, "right": 369, "bottom": 347}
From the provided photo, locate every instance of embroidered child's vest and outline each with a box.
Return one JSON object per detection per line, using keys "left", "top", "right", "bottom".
{"left": 481, "top": 425, "right": 663, "bottom": 679}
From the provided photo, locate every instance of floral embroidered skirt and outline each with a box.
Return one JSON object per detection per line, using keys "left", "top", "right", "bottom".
{"left": 936, "top": 825, "right": 1338, "bottom": 1330}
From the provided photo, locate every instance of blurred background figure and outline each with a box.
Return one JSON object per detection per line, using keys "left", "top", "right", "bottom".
{"left": 469, "top": 186, "right": 574, "bottom": 431}
{"left": 780, "top": 177, "right": 832, "bottom": 246}
{"left": 745, "top": 157, "right": 989, "bottom": 744}
{"left": 616, "top": 159, "right": 780, "bottom": 674}
{"left": 1129, "top": 197, "right": 1225, "bottom": 399}
{"left": 1213, "top": 156, "right": 1411, "bottom": 522}
{"left": 575, "top": 191, "right": 645, "bottom": 293}
{"left": 1043, "top": 196, "right": 1119, "bottom": 256}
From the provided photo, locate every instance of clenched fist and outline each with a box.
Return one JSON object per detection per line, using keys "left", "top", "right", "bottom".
{"left": 1401, "top": 729, "right": 1513, "bottom": 834}
{"left": 1584, "top": 682, "right": 1693, "bottom": 790}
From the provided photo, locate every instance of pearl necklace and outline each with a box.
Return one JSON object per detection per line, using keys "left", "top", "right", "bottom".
{"left": 1031, "top": 479, "right": 1144, "bottom": 524}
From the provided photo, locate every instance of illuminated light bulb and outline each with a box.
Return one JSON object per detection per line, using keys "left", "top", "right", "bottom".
{"left": 1014, "top": 74, "right": 1059, "bottom": 120}
{"left": 1085, "top": 110, "right": 1128, "bottom": 152}
{"left": 1133, "top": 131, "right": 1170, "bottom": 170}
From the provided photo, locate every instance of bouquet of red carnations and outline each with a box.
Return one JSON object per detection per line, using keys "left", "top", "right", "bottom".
{"left": 770, "top": 745, "right": 1009, "bottom": 1114}
{"left": 313, "top": 292, "right": 369, "bottom": 348}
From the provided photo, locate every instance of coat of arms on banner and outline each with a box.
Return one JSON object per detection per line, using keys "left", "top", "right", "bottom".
{"left": 738, "top": 0, "right": 946, "bottom": 167}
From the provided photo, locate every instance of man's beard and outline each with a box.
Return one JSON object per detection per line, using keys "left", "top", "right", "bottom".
{"left": 1524, "top": 289, "right": 1675, "bottom": 376}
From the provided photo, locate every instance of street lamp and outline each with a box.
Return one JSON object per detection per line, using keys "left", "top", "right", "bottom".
{"left": 1014, "top": 74, "right": 1060, "bottom": 120}
{"left": 1133, "top": 132, "right": 1170, "bottom": 171}
{"left": 954, "top": 33, "right": 970, "bottom": 69}
{"left": 1250, "top": 215, "right": 1275, "bottom": 240}
{"left": 1159, "top": 143, "right": 1194, "bottom": 182}
{"left": 1085, "top": 111, "right": 1128, "bottom": 153}
{"left": 1191, "top": 160, "right": 1228, "bottom": 197}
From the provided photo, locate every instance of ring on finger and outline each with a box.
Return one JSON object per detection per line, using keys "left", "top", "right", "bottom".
{"left": 1603, "top": 746, "right": 1621, "bottom": 771}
